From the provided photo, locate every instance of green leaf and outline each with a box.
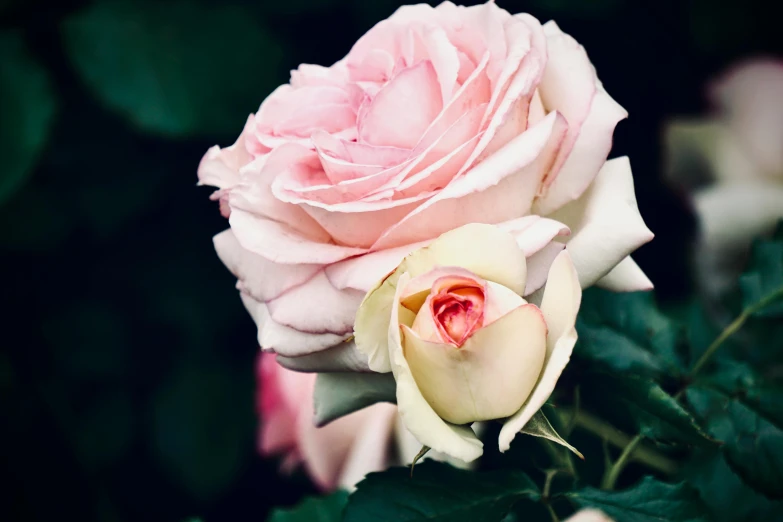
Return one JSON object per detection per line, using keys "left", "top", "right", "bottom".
{"left": 62, "top": 0, "right": 284, "bottom": 138}
{"left": 567, "top": 476, "right": 710, "bottom": 522}
{"left": 687, "top": 385, "right": 783, "bottom": 499}
{"left": 740, "top": 228, "right": 783, "bottom": 317}
{"left": 589, "top": 373, "right": 714, "bottom": 447}
{"left": 268, "top": 491, "right": 348, "bottom": 522}
{"left": 683, "top": 449, "right": 783, "bottom": 522}
{"left": 0, "top": 30, "right": 57, "bottom": 205}
{"left": 343, "top": 461, "right": 539, "bottom": 522}
{"left": 313, "top": 371, "right": 396, "bottom": 426}
{"left": 520, "top": 410, "right": 583, "bottom": 459}
{"left": 576, "top": 289, "right": 685, "bottom": 378}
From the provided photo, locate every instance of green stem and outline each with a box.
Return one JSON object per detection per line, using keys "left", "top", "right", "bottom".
{"left": 601, "top": 434, "right": 644, "bottom": 490}
{"left": 542, "top": 470, "right": 560, "bottom": 522}
{"left": 688, "top": 286, "right": 783, "bottom": 379}
{"left": 567, "top": 409, "right": 678, "bottom": 476}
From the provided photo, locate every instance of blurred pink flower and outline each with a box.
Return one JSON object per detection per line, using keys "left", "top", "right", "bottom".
{"left": 256, "top": 353, "right": 399, "bottom": 490}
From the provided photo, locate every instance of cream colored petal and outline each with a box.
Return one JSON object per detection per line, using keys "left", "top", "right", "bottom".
{"left": 403, "top": 302, "right": 546, "bottom": 425}
{"left": 499, "top": 249, "right": 581, "bottom": 451}
{"left": 388, "top": 273, "right": 484, "bottom": 462}
{"left": 355, "top": 223, "right": 527, "bottom": 373}
{"left": 548, "top": 157, "right": 654, "bottom": 289}
{"left": 595, "top": 256, "right": 653, "bottom": 292}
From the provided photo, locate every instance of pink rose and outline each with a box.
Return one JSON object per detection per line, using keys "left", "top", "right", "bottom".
{"left": 201, "top": 1, "right": 653, "bottom": 372}
{"left": 257, "top": 353, "right": 400, "bottom": 490}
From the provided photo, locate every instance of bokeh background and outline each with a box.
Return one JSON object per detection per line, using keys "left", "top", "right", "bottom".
{"left": 1, "top": 0, "right": 780, "bottom": 520}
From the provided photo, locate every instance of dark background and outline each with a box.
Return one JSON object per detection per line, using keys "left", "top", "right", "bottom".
{"left": 1, "top": 0, "right": 780, "bottom": 521}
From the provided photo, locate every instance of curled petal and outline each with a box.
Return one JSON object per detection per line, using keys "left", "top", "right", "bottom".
{"left": 533, "top": 21, "right": 628, "bottom": 215}
{"left": 230, "top": 208, "right": 367, "bottom": 265}
{"left": 213, "top": 229, "right": 319, "bottom": 302}
{"left": 355, "top": 224, "right": 528, "bottom": 373}
{"left": 373, "top": 110, "right": 568, "bottom": 250}
{"left": 499, "top": 249, "right": 581, "bottom": 451}
{"left": 548, "top": 157, "right": 654, "bottom": 289}
{"left": 266, "top": 271, "right": 364, "bottom": 335}
{"left": 241, "top": 294, "right": 348, "bottom": 357}
{"left": 388, "top": 272, "right": 484, "bottom": 462}
{"left": 403, "top": 301, "right": 545, "bottom": 425}
{"left": 595, "top": 256, "right": 653, "bottom": 292}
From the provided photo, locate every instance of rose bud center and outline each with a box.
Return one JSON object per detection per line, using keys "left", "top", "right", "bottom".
{"left": 431, "top": 284, "right": 485, "bottom": 346}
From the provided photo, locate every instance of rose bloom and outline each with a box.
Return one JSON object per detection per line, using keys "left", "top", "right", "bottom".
{"left": 666, "top": 59, "right": 783, "bottom": 300}
{"left": 200, "top": 1, "right": 652, "bottom": 372}
{"left": 354, "top": 224, "right": 581, "bottom": 461}
{"left": 257, "top": 352, "right": 404, "bottom": 490}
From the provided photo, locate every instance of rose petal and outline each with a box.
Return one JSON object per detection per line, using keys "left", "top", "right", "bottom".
{"left": 230, "top": 208, "right": 367, "bottom": 264}
{"left": 373, "top": 110, "right": 568, "bottom": 250}
{"left": 325, "top": 240, "right": 429, "bottom": 292}
{"left": 214, "top": 229, "right": 320, "bottom": 302}
{"left": 266, "top": 271, "right": 364, "bottom": 335}
{"left": 595, "top": 256, "right": 653, "bottom": 292}
{"left": 499, "top": 249, "right": 581, "bottom": 451}
{"left": 337, "top": 402, "right": 399, "bottom": 489}
{"left": 241, "top": 293, "right": 348, "bottom": 357}
{"left": 358, "top": 60, "right": 443, "bottom": 148}
{"left": 388, "top": 272, "right": 484, "bottom": 462}
{"left": 402, "top": 302, "right": 545, "bottom": 425}
{"left": 298, "top": 392, "right": 379, "bottom": 491}
{"left": 524, "top": 241, "right": 566, "bottom": 296}
{"left": 228, "top": 144, "right": 332, "bottom": 241}
{"left": 533, "top": 21, "right": 628, "bottom": 215}
{"left": 548, "top": 157, "right": 654, "bottom": 289}
{"left": 497, "top": 215, "right": 570, "bottom": 257}
{"left": 355, "top": 223, "right": 527, "bottom": 374}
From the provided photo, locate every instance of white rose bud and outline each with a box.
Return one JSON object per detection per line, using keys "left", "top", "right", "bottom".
{"left": 355, "top": 223, "right": 582, "bottom": 461}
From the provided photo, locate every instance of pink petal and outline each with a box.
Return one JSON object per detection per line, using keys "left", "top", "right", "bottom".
{"left": 372, "top": 111, "right": 568, "bottom": 250}
{"left": 213, "top": 229, "right": 320, "bottom": 302}
{"left": 461, "top": 16, "right": 545, "bottom": 176}
{"left": 228, "top": 144, "right": 331, "bottom": 241}
{"left": 358, "top": 60, "right": 444, "bottom": 148}
{"left": 257, "top": 353, "right": 300, "bottom": 456}
{"left": 297, "top": 199, "right": 425, "bottom": 248}
{"left": 324, "top": 240, "right": 429, "bottom": 292}
{"left": 241, "top": 293, "right": 348, "bottom": 357}
{"left": 266, "top": 271, "right": 364, "bottom": 335}
{"left": 229, "top": 207, "right": 366, "bottom": 264}
{"left": 337, "top": 403, "right": 399, "bottom": 489}
{"left": 533, "top": 22, "right": 628, "bottom": 215}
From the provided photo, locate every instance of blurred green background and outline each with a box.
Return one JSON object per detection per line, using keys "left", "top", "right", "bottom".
{"left": 0, "top": 0, "right": 780, "bottom": 520}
